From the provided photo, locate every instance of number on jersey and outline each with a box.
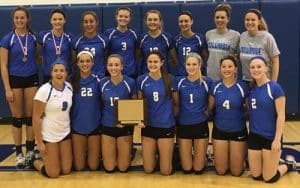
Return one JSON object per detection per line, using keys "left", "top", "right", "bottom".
{"left": 81, "top": 88, "right": 93, "bottom": 96}
{"left": 251, "top": 98, "right": 257, "bottom": 109}
{"left": 222, "top": 100, "right": 230, "bottom": 110}
{"left": 110, "top": 97, "right": 120, "bottom": 106}
{"left": 153, "top": 91, "right": 159, "bottom": 102}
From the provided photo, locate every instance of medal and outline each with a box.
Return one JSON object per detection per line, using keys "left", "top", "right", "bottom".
{"left": 15, "top": 31, "right": 28, "bottom": 63}
{"left": 22, "top": 56, "right": 27, "bottom": 62}
{"left": 52, "top": 31, "right": 64, "bottom": 56}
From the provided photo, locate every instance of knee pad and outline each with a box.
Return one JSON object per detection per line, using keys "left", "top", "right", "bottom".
{"left": 24, "top": 117, "right": 32, "bottom": 126}
{"left": 252, "top": 174, "right": 263, "bottom": 181}
{"left": 265, "top": 171, "right": 281, "bottom": 183}
{"left": 194, "top": 168, "right": 205, "bottom": 175}
{"left": 12, "top": 117, "right": 23, "bottom": 128}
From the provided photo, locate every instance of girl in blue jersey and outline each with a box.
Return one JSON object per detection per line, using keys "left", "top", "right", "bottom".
{"left": 209, "top": 55, "right": 248, "bottom": 176}
{"left": 100, "top": 54, "right": 137, "bottom": 173}
{"left": 173, "top": 52, "right": 213, "bottom": 174}
{"left": 37, "top": 9, "right": 72, "bottom": 83}
{"left": 174, "top": 11, "right": 208, "bottom": 76}
{"left": 32, "top": 60, "right": 73, "bottom": 178}
{"left": 247, "top": 57, "right": 294, "bottom": 183}
{"left": 72, "top": 11, "right": 108, "bottom": 78}
{"left": 137, "top": 10, "right": 177, "bottom": 75}
{"left": 137, "top": 50, "right": 175, "bottom": 176}
{"left": 104, "top": 7, "right": 139, "bottom": 78}
{"left": 70, "top": 51, "right": 101, "bottom": 171}
{"left": 0, "top": 6, "right": 38, "bottom": 168}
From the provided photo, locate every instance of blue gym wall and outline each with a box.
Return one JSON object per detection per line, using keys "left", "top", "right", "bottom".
{"left": 0, "top": 0, "right": 299, "bottom": 119}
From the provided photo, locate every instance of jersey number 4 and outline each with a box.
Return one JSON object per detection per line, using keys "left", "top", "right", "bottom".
{"left": 222, "top": 100, "right": 230, "bottom": 110}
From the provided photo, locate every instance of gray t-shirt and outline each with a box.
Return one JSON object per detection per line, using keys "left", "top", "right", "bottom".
{"left": 239, "top": 31, "right": 280, "bottom": 81}
{"left": 206, "top": 29, "right": 240, "bottom": 81}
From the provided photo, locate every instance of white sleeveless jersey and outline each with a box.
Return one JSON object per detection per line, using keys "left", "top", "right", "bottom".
{"left": 34, "top": 81, "right": 73, "bottom": 142}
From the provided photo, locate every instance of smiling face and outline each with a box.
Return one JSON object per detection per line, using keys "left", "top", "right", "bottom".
{"left": 107, "top": 56, "right": 123, "bottom": 77}
{"left": 220, "top": 59, "right": 237, "bottom": 79}
{"left": 116, "top": 9, "right": 131, "bottom": 28}
{"left": 51, "top": 64, "right": 67, "bottom": 83}
{"left": 82, "top": 13, "right": 98, "bottom": 35}
{"left": 214, "top": 10, "right": 229, "bottom": 30}
{"left": 178, "top": 14, "right": 193, "bottom": 33}
{"left": 51, "top": 12, "right": 66, "bottom": 31}
{"left": 244, "top": 12, "right": 259, "bottom": 34}
{"left": 77, "top": 53, "right": 93, "bottom": 76}
{"left": 147, "top": 53, "right": 163, "bottom": 73}
{"left": 13, "top": 10, "right": 28, "bottom": 30}
{"left": 250, "top": 58, "right": 268, "bottom": 81}
{"left": 185, "top": 56, "right": 200, "bottom": 77}
{"left": 146, "top": 12, "right": 161, "bottom": 32}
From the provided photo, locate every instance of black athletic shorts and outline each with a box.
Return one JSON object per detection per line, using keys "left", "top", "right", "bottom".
{"left": 212, "top": 126, "right": 248, "bottom": 142}
{"left": 177, "top": 121, "right": 209, "bottom": 139}
{"left": 141, "top": 126, "right": 175, "bottom": 139}
{"left": 9, "top": 74, "right": 39, "bottom": 88}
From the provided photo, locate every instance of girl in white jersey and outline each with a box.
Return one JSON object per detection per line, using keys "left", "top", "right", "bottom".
{"left": 239, "top": 9, "right": 280, "bottom": 82}
{"left": 32, "top": 59, "right": 73, "bottom": 178}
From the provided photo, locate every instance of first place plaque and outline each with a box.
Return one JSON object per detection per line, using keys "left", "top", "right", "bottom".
{"left": 116, "top": 99, "right": 146, "bottom": 125}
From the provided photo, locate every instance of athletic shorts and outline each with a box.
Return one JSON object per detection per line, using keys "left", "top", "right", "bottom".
{"left": 176, "top": 121, "right": 209, "bottom": 139}
{"left": 9, "top": 74, "right": 39, "bottom": 88}
{"left": 212, "top": 126, "right": 248, "bottom": 142}
{"left": 248, "top": 132, "right": 282, "bottom": 150}
{"left": 141, "top": 126, "right": 175, "bottom": 139}
{"left": 43, "top": 133, "right": 71, "bottom": 144}
{"left": 102, "top": 126, "right": 134, "bottom": 138}
{"left": 72, "top": 126, "right": 101, "bottom": 136}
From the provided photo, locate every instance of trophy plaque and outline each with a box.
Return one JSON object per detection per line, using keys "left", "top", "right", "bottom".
{"left": 116, "top": 99, "right": 146, "bottom": 125}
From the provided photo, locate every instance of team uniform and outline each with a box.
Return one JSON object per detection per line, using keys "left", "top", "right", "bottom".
{"left": 139, "top": 32, "right": 174, "bottom": 74}
{"left": 174, "top": 33, "right": 207, "bottom": 76}
{"left": 104, "top": 28, "right": 138, "bottom": 77}
{"left": 206, "top": 29, "right": 240, "bottom": 81}
{"left": 37, "top": 31, "right": 72, "bottom": 81}
{"left": 100, "top": 76, "right": 136, "bottom": 137}
{"left": 239, "top": 31, "right": 280, "bottom": 81}
{"left": 174, "top": 76, "right": 213, "bottom": 139}
{"left": 247, "top": 81, "right": 285, "bottom": 150}
{"left": 72, "top": 34, "right": 108, "bottom": 78}
{"left": 71, "top": 74, "right": 102, "bottom": 135}
{"left": 210, "top": 80, "right": 248, "bottom": 141}
{"left": 137, "top": 73, "right": 175, "bottom": 138}
{"left": 34, "top": 81, "right": 73, "bottom": 143}
{"left": 0, "top": 31, "right": 38, "bottom": 88}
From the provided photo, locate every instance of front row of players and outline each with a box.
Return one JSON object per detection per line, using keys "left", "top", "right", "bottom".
{"left": 31, "top": 50, "right": 296, "bottom": 182}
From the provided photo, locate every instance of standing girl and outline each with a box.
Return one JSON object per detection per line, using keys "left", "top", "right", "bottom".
{"left": 138, "top": 10, "right": 177, "bottom": 75}
{"left": 0, "top": 6, "right": 38, "bottom": 168}
{"left": 70, "top": 51, "right": 101, "bottom": 171}
{"left": 104, "top": 7, "right": 139, "bottom": 78}
{"left": 100, "top": 54, "right": 136, "bottom": 173}
{"left": 173, "top": 53, "right": 213, "bottom": 174}
{"left": 32, "top": 60, "right": 73, "bottom": 178}
{"left": 137, "top": 50, "right": 175, "bottom": 176}
{"left": 239, "top": 9, "right": 280, "bottom": 82}
{"left": 72, "top": 11, "right": 108, "bottom": 78}
{"left": 175, "top": 11, "right": 208, "bottom": 76}
{"left": 209, "top": 55, "right": 248, "bottom": 176}
{"left": 37, "top": 9, "right": 72, "bottom": 83}
{"left": 206, "top": 4, "right": 240, "bottom": 81}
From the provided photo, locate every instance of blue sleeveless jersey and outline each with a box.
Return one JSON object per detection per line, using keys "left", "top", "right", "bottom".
{"left": 137, "top": 73, "right": 175, "bottom": 128}
{"left": 100, "top": 76, "right": 136, "bottom": 127}
{"left": 71, "top": 74, "right": 102, "bottom": 134}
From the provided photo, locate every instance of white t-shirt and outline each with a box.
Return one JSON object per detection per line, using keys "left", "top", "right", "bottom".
{"left": 34, "top": 81, "right": 73, "bottom": 142}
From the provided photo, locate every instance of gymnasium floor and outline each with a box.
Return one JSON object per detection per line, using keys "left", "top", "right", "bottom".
{"left": 0, "top": 122, "right": 299, "bottom": 188}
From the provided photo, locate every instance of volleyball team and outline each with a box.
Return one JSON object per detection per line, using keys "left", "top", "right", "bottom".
{"left": 0, "top": 3, "right": 296, "bottom": 183}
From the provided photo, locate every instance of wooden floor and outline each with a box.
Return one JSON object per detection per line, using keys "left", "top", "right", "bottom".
{"left": 0, "top": 122, "right": 299, "bottom": 188}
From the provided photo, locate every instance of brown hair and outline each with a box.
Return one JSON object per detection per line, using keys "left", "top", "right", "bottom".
{"left": 215, "top": 3, "right": 232, "bottom": 18}
{"left": 144, "top": 9, "right": 164, "bottom": 31}
{"left": 81, "top": 11, "right": 99, "bottom": 33}
{"left": 11, "top": 6, "right": 34, "bottom": 34}
{"left": 245, "top": 9, "right": 268, "bottom": 31}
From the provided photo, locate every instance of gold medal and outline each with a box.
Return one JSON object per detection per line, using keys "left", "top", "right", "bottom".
{"left": 22, "top": 56, "right": 27, "bottom": 62}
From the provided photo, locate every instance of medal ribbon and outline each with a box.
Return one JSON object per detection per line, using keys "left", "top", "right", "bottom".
{"left": 51, "top": 30, "right": 64, "bottom": 55}
{"left": 15, "top": 31, "right": 28, "bottom": 57}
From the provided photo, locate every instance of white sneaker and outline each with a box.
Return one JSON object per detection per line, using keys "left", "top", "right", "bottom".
{"left": 16, "top": 153, "right": 25, "bottom": 168}
{"left": 285, "top": 155, "right": 297, "bottom": 171}
{"left": 25, "top": 151, "right": 35, "bottom": 168}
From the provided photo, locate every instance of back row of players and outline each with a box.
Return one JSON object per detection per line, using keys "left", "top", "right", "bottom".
{"left": 0, "top": 4, "right": 293, "bottom": 183}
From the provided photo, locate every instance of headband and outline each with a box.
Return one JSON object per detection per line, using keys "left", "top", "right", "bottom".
{"left": 77, "top": 50, "right": 94, "bottom": 59}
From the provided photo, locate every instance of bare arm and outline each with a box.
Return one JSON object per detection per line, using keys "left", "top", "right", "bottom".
{"left": 0, "top": 47, "right": 13, "bottom": 102}
{"left": 32, "top": 100, "right": 46, "bottom": 153}
{"left": 271, "top": 55, "right": 279, "bottom": 81}
{"left": 169, "top": 48, "right": 178, "bottom": 65}
{"left": 172, "top": 91, "right": 179, "bottom": 117}
{"left": 272, "top": 96, "right": 286, "bottom": 151}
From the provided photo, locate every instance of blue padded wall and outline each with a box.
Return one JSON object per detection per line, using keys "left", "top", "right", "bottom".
{"left": 260, "top": 0, "right": 299, "bottom": 113}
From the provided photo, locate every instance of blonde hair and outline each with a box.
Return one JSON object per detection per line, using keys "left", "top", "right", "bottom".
{"left": 185, "top": 52, "right": 204, "bottom": 83}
